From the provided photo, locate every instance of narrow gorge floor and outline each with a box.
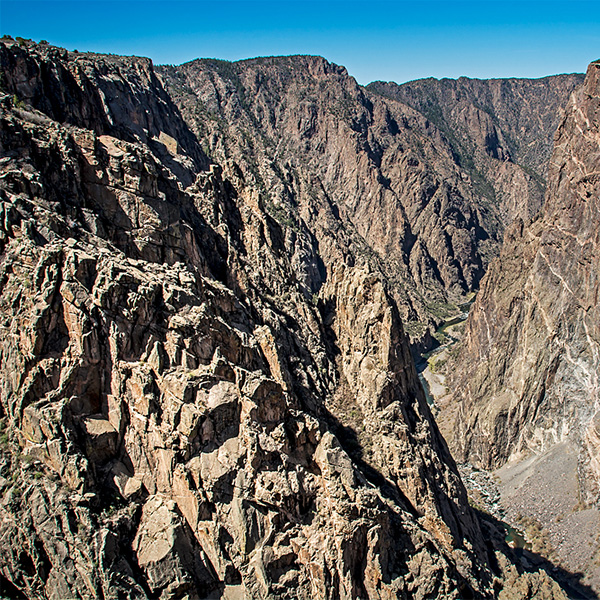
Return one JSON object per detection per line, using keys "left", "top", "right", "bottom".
{"left": 420, "top": 317, "right": 600, "bottom": 599}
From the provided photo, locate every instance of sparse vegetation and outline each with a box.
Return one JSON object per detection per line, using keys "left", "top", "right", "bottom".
{"left": 433, "top": 331, "right": 449, "bottom": 345}
{"left": 11, "top": 94, "right": 24, "bottom": 109}
{"left": 404, "top": 320, "right": 428, "bottom": 338}
{"left": 516, "top": 515, "right": 556, "bottom": 558}
{"left": 426, "top": 300, "right": 457, "bottom": 321}
{"left": 429, "top": 354, "right": 447, "bottom": 373}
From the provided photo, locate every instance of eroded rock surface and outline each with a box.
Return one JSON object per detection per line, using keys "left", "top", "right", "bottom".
{"left": 369, "top": 74, "right": 583, "bottom": 226}
{"left": 447, "top": 61, "right": 600, "bottom": 595}
{"left": 0, "top": 38, "right": 579, "bottom": 600}
{"left": 158, "top": 58, "right": 581, "bottom": 349}
{"left": 0, "top": 38, "right": 494, "bottom": 600}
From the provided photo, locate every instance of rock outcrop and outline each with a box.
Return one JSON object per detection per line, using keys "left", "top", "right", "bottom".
{"left": 369, "top": 74, "right": 583, "bottom": 226}
{"left": 0, "top": 38, "right": 500, "bottom": 600}
{"left": 0, "top": 37, "right": 580, "bottom": 599}
{"left": 446, "top": 60, "right": 600, "bottom": 594}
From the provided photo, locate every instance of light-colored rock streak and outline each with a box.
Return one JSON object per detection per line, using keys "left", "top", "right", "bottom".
{"left": 538, "top": 249, "right": 575, "bottom": 296}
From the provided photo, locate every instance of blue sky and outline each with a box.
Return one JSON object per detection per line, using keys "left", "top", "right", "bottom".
{"left": 1, "top": 1, "right": 599, "bottom": 84}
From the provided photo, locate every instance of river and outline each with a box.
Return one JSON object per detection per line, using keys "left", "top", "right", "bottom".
{"left": 416, "top": 299, "right": 474, "bottom": 407}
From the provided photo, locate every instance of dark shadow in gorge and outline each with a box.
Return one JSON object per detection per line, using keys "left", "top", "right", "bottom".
{"left": 477, "top": 509, "right": 599, "bottom": 600}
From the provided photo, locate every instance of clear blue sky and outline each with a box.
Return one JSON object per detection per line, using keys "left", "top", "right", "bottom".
{"left": 1, "top": 1, "right": 599, "bottom": 84}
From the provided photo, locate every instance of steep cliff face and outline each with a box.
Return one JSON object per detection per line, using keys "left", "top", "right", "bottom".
{"left": 368, "top": 74, "right": 584, "bottom": 227}
{"left": 0, "top": 38, "right": 508, "bottom": 600}
{"left": 446, "top": 61, "right": 600, "bottom": 592}
{"left": 158, "top": 59, "right": 581, "bottom": 350}
{"left": 0, "top": 41, "right": 207, "bottom": 183}
{"left": 157, "top": 57, "right": 495, "bottom": 344}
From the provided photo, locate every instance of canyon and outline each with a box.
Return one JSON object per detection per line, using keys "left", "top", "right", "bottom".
{"left": 0, "top": 36, "right": 596, "bottom": 600}
{"left": 443, "top": 59, "right": 600, "bottom": 596}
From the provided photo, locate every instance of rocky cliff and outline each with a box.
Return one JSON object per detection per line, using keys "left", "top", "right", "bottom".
{"left": 158, "top": 56, "right": 486, "bottom": 335}
{"left": 446, "top": 60, "right": 600, "bottom": 593}
{"left": 368, "top": 74, "right": 583, "bottom": 227}
{"left": 158, "top": 58, "right": 581, "bottom": 350}
{"left": 0, "top": 38, "right": 493, "bottom": 600}
{"left": 0, "top": 37, "right": 577, "bottom": 600}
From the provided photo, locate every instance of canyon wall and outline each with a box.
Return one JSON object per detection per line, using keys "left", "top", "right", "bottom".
{"left": 0, "top": 38, "right": 579, "bottom": 599}
{"left": 443, "top": 60, "right": 600, "bottom": 595}
{"left": 369, "top": 74, "right": 583, "bottom": 226}
{"left": 158, "top": 59, "right": 580, "bottom": 348}
{"left": 448, "top": 60, "right": 600, "bottom": 496}
{"left": 0, "top": 39, "right": 495, "bottom": 600}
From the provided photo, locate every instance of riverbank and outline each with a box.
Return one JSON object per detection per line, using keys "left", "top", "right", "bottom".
{"left": 416, "top": 314, "right": 468, "bottom": 409}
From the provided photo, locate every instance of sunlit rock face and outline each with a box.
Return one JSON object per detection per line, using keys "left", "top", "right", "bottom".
{"left": 446, "top": 61, "right": 600, "bottom": 592}
{"left": 0, "top": 37, "right": 581, "bottom": 600}
{"left": 0, "top": 38, "right": 499, "bottom": 600}
{"left": 449, "top": 60, "right": 600, "bottom": 491}
{"left": 369, "top": 73, "right": 583, "bottom": 225}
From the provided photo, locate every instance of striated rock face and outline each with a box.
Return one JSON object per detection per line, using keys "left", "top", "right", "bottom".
{"left": 157, "top": 58, "right": 580, "bottom": 348}
{"left": 159, "top": 56, "right": 577, "bottom": 344}
{"left": 448, "top": 60, "right": 600, "bottom": 491}
{"left": 0, "top": 38, "right": 506, "bottom": 600}
{"left": 369, "top": 74, "right": 584, "bottom": 226}
{"left": 446, "top": 61, "right": 600, "bottom": 592}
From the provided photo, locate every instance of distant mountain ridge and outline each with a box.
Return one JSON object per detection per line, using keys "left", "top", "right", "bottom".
{"left": 368, "top": 74, "right": 584, "bottom": 225}
{"left": 158, "top": 57, "right": 582, "bottom": 349}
